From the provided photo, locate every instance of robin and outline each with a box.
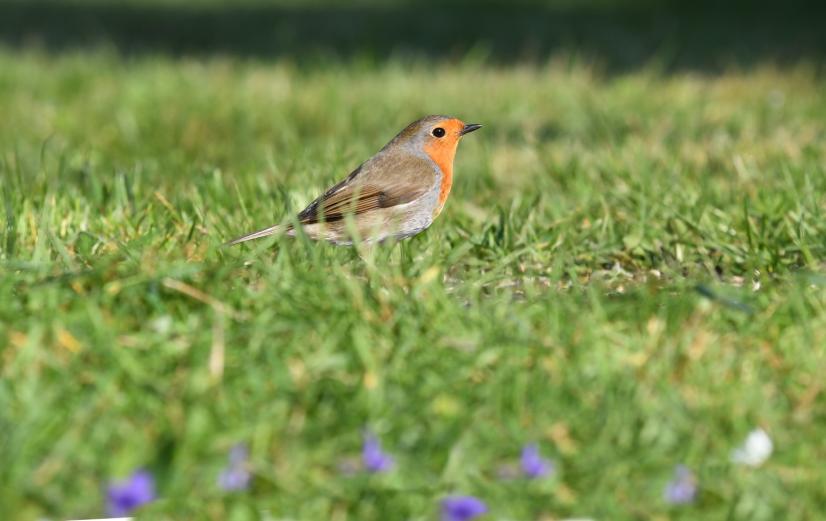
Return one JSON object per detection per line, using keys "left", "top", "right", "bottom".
{"left": 226, "top": 115, "right": 481, "bottom": 246}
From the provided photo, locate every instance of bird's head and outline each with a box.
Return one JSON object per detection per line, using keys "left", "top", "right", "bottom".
{"left": 393, "top": 115, "right": 481, "bottom": 171}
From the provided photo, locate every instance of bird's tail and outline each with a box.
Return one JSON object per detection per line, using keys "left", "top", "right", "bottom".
{"left": 224, "top": 224, "right": 289, "bottom": 246}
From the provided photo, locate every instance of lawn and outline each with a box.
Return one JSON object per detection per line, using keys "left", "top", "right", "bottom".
{"left": 1, "top": 3, "right": 826, "bottom": 520}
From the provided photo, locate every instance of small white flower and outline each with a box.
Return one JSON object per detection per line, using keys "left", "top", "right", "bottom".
{"left": 731, "top": 428, "right": 773, "bottom": 467}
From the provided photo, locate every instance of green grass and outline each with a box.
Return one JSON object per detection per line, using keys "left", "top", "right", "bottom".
{"left": 1, "top": 45, "right": 826, "bottom": 521}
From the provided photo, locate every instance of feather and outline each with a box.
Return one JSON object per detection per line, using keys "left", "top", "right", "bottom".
{"left": 224, "top": 223, "right": 288, "bottom": 246}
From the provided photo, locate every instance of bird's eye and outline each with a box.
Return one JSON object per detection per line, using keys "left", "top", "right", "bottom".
{"left": 432, "top": 127, "right": 446, "bottom": 138}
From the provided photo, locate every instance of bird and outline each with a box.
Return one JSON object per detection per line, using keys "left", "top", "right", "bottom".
{"left": 226, "top": 115, "right": 481, "bottom": 246}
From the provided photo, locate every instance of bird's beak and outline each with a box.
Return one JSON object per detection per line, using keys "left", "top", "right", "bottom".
{"left": 460, "top": 123, "right": 482, "bottom": 136}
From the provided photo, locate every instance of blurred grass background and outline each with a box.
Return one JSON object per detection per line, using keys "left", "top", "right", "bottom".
{"left": 1, "top": 0, "right": 826, "bottom": 520}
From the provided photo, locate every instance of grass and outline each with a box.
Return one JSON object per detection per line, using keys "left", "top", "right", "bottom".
{"left": 1, "top": 40, "right": 826, "bottom": 520}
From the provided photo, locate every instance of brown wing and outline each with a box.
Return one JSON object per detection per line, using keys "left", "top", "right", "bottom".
{"left": 296, "top": 154, "right": 435, "bottom": 225}
{"left": 297, "top": 182, "right": 426, "bottom": 225}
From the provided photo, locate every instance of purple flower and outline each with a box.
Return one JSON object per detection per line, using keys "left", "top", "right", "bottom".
{"left": 520, "top": 443, "right": 554, "bottom": 478}
{"left": 218, "top": 444, "right": 251, "bottom": 491}
{"left": 441, "top": 495, "right": 488, "bottom": 521}
{"left": 362, "top": 432, "right": 394, "bottom": 473}
{"left": 105, "top": 469, "right": 156, "bottom": 517}
{"left": 664, "top": 465, "right": 697, "bottom": 505}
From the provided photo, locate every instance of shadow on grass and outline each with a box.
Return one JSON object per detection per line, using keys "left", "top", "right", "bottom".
{"left": 0, "top": 0, "right": 825, "bottom": 71}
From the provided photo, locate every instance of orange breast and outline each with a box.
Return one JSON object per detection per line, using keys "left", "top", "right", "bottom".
{"left": 437, "top": 164, "right": 453, "bottom": 208}
{"left": 423, "top": 140, "right": 457, "bottom": 213}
